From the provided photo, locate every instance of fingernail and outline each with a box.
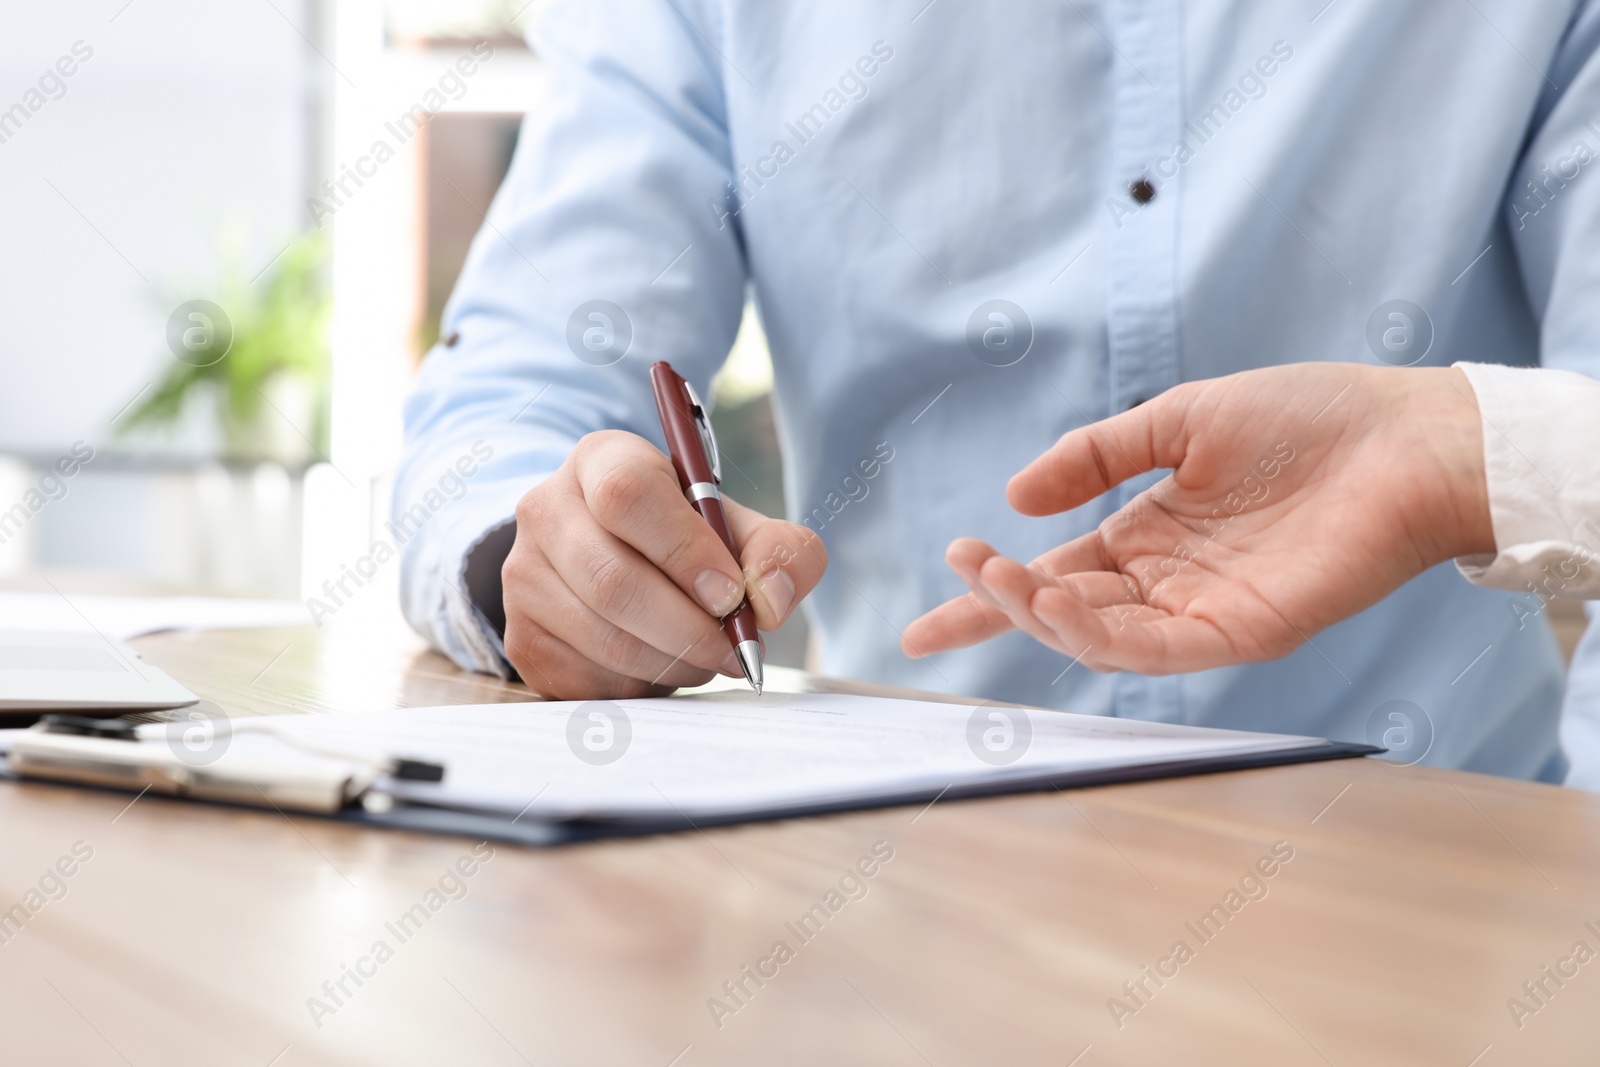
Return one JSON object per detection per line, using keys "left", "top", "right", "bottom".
{"left": 753, "top": 567, "right": 795, "bottom": 621}
{"left": 695, "top": 569, "right": 743, "bottom": 616}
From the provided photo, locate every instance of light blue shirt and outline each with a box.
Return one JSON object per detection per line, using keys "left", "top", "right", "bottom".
{"left": 398, "top": 0, "right": 1600, "bottom": 783}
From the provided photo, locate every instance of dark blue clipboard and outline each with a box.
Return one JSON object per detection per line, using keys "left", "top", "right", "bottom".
{"left": 1, "top": 738, "right": 1381, "bottom": 848}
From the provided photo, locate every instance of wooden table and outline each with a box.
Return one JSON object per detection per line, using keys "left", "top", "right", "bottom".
{"left": 0, "top": 612, "right": 1595, "bottom": 1066}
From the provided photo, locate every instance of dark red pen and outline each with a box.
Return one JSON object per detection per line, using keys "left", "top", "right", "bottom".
{"left": 649, "top": 361, "right": 763, "bottom": 694}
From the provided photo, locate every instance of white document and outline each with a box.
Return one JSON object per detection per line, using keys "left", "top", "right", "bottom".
{"left": 0, "top": 592, "right": 309, "bottom": 641}
{"left": 245, "top": 692, "right": 1332, "bottom": 824}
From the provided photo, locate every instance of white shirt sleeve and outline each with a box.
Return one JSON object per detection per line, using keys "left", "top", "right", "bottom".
{"left": 1453, "top": 362, "right": 1600, "bottom": 598}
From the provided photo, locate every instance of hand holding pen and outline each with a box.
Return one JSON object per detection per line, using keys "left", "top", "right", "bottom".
{"left": 497, "top": 365, "right": 827, "bottom": 701}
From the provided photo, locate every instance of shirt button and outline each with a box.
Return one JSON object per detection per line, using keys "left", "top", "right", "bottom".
{"left": 444, "top": 331, "right": 461, "bottom": 348}
{"left": 1130, "top": 178, "right": 1156, "bottom": 204}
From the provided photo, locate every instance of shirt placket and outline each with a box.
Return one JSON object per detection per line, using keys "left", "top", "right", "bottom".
{"left": 1104, "top": 0, "right": 1184, "bottom": 722}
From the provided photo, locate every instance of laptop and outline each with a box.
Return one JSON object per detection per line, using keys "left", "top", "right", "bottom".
{"left": 0, "top": 630, "right": 198, "bottom": 712}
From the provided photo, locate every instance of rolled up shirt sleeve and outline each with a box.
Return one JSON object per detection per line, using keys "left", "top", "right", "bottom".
{"left": 394, "top": 0, "right": 748, "bottom": 675}
{"left": 1454, "top": 361, "right": 1600, "bottom": 599}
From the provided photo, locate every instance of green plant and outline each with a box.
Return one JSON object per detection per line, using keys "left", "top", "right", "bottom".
{"left": 121, "top": 230, "right": 331, "bottom": 460}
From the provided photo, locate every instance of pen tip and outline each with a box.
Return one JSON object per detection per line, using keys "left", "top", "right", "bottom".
{"left": 736, "top": 639, "right": 763, "bottom": 697}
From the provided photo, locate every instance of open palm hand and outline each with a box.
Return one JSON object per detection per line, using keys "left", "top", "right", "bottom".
{"left": 903, "top": 364, "right": 1491, "bottom": 675}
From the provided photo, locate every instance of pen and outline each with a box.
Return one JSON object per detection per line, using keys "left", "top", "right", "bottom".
{"left": 649, "top": 361, "right": 764, "bottom": 695}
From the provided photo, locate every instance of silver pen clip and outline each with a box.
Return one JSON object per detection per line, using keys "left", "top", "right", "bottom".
{"left": 682, "top": 380, "right": 721, "bottom": 484}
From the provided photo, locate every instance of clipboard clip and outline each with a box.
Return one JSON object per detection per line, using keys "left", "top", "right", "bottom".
{"left": 6, "top": 715, "right": 446, "bottom": 815}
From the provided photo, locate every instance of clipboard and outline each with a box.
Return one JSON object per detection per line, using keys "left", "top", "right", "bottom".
{"left": 0, "top": 706, "right": 1381, "bottom": 847}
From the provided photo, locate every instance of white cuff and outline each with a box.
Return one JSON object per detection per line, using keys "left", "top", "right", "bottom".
{"left": 1453, "top": 362, "right": 1600, "bottom": 599}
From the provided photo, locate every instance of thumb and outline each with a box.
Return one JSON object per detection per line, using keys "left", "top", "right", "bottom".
{"left": 724, "top": 498, "right": 829, "bottom": 630}
{"left": 1008, "top": 386, "right": 1195, "bottom": 516}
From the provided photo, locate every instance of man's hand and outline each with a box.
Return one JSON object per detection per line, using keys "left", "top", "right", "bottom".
{"left": 503, "top": 430, "right": 826, "bottom": 699}
{"left": 902, "top": 364, "right": 1493, "bottom": 675}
